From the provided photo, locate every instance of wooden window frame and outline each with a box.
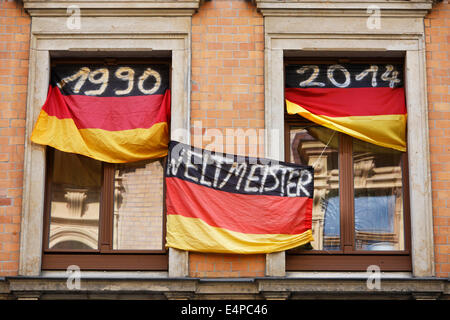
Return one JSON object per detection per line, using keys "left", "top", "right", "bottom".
{"left": 284, "top": 59, "right": 412, "bottom": 272}
{"left": 41, "top": 58, "right": 170, "bottom": 271}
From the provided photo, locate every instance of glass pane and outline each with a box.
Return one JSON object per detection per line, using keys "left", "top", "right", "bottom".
{"left": 353, "top": 139, "right": 405, "bottom": 251}
{"left": 113, "top": 158, "right": 164, "bottom": 250}
{"left": 48, "top": 150, "right": 101, "bottom": 250}
{"left": 289, "top": 126, "right": 340, "bottom": 250}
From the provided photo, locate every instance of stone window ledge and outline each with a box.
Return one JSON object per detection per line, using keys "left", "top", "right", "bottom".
{"left": 1, "top": 276, "right": 448, "bottom": 300}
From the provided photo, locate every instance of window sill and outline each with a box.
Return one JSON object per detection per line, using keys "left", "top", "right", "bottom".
{"left": 41, "top": 270, "right": 169, "bottom": 279}
{"left": 285, "top": 271, "right": 413, "bottom": 279}
{"left": 3, "top": 276, "right": 448, "bottom": 300}
{"left": 286, "top": 253, "right": 411, "bottom": 272}
{"left": 41, "top": 253, "right": 168, "bottom": 271}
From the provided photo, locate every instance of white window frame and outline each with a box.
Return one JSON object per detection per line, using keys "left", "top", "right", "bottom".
{"left": 19, "top": 0, "right": 201, "bottom": 277}
{"left": 259, "top": 0, "right": 435, "bottom": 277}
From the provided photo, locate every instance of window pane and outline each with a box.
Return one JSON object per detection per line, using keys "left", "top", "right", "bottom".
{"left": 48, "top": 150, "right": 101, "bottom": 250}
{"left": 113, "top": 158, "right": 164, "bottom": 250}
{"left": 353, "top": 139, "right": 405, "bottom": 251}
{"left": 289, "top": 126, "right": 340, "bottom": 250}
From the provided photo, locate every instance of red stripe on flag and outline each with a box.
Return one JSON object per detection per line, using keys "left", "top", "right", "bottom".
{"left": 42, "top": 85, "right": 170, "bottom": 131}
{"left": 165, "top": 177, "right": 312, "bottom": 235}
{"left": 285, "top": 87, "right": 406, "bottom": 117}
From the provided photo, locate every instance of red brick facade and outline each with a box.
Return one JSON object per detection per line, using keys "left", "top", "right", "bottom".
{"left": 0, "top": 0, "right": 448, "bottom": 279}
{"left": 0, "top": 1, "right": 30, "bottom": 276}
{"left": 425, "top": 1, "right": 450, "bottom": 278}
{"left": 190, "top": 0, "right": 265, "bottom": 278}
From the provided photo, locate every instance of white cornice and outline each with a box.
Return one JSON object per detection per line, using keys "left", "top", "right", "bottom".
{"left": 23, "top": 0, "right": 203, "bottom": 17}
{"left": 253, "top": 0, "right": 433, "bottom": 17}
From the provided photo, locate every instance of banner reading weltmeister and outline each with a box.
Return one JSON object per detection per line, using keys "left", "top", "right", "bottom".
{"left": 165, "top": 141, "right": 314, "bottom": 254}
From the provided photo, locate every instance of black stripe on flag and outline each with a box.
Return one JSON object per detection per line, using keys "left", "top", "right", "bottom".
{"left": 165, "top": 141, "right": 314, "bottom": 199}
{"left": 51, "top": 64, "right": 170, "bottom": 97}
{"left": 285, "top": 63, "right": 404, "bottom": 89}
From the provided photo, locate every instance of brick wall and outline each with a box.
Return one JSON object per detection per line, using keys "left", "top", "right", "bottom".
{"left": 425, "top": 1, "right": 450, "bottom": 278}
{"left": 189, "top": 0, "right": 265, "bottom": 277}
{"left": 0, "top": 1, "right": 30, "bottom": 276}
{"left": 0, "top": 0, "right": 448, "bottom": 279}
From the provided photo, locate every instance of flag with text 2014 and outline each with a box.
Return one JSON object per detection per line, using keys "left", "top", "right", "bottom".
{"left": 285, "top": 63, "right": 407, "bottom": 151}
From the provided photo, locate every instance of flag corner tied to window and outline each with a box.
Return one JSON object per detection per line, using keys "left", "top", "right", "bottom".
{"left": 285, "top": 63, "right": 407, "bottom": 152}
{"left": 30, "top": 63, "right": 171, "bottom": 163}
{"left": 165, "top": 141, "right": 314, "bottom": 254}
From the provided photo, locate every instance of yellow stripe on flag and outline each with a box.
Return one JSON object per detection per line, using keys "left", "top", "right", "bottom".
{"left": 166, "top": 214, "right": 314, "bottom": 254}
{"left": 286, "top": 99, "right": 407, "bottom": 152}
{"left": 31, "top": 110, "right": 169, "bottom": 163}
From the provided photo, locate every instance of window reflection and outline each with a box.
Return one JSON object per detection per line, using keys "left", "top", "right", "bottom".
{"left": 290, "top": 126, "right": 339, "bottom": 250}
{"left": 113, "top": 158, "right": 165, "bottom": 250}
{"left": 353, "top": 139, "right": 405, "bottom": 251}
{"left": 48, "top": 149, "right": 101, "bottom": 250}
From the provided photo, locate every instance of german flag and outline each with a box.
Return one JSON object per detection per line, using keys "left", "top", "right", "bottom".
{"left": 285, "top": 63, "right": 407, "bottom": 151}
{"left": 165, "top": 141, "right": 314, "bottom": 254}
{"left": 31, "top": 64, "right": 170, "bottom": 163}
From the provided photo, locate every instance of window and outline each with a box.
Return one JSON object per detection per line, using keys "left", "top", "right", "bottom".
{"left": 41, "top": 59, "right": 170, "bottom": 270}
{"left": 259, "top": 2, "right": 433, "bottom": 277}
{"left": 284, "top": 60, "right": 411, "bottom": 271}
{"left": 20, "top": 2, "right": 195, "bottom": 277}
